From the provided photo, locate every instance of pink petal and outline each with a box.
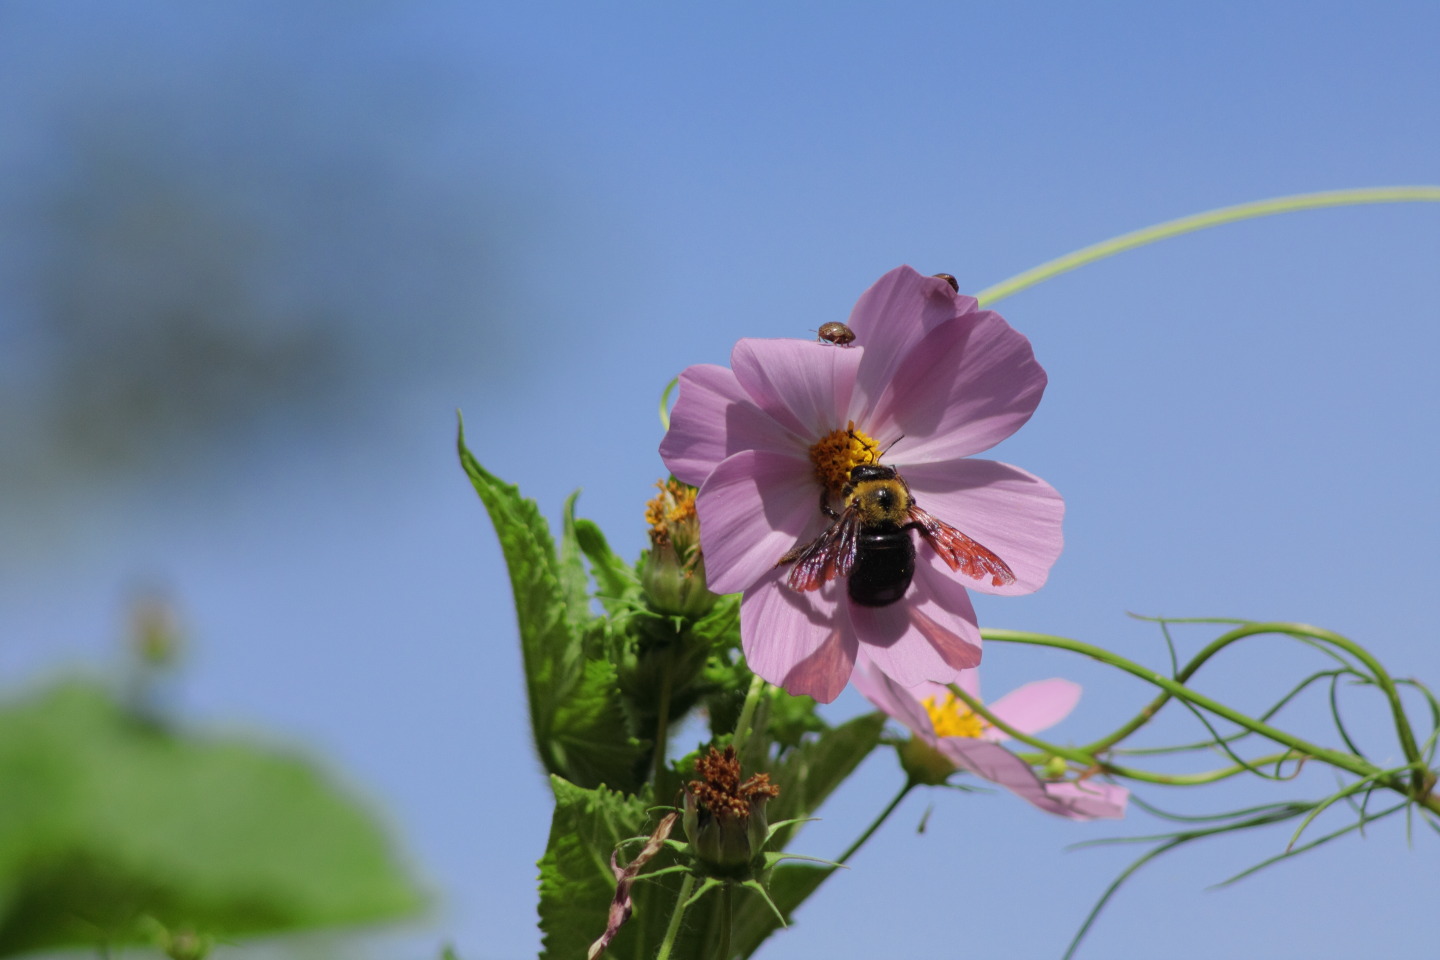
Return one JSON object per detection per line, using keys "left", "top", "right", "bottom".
{"left": 940, "top": 738, "right": 1115, "bottom": 820}
{"left": 1039, "top": 780, "right": 1130, "bottom": 821}
{"left": 984, "top": 679, "right": 1082, "bottom": 741}
{"left": 844, "top": 266, "right": 981, "bottom": 423}
{"left": 901, "top": 670, "right": 981, "bottom": 707}
{"left": 659, "top": 363, "right": 803, "bottom": 487}
{"left": 730, "top": 338, "right": 864, "bottom": 439}
{"left": 871, "top": 310, "right": 1047, "bottom": 462}
{"left": 696, "top": 450, "right": 817, "bottom": 595}
{"left": 851, "top": 660, "right": 940, "bottom": 743}
{"left": 739, "top": 568, "right": 856, "bottom": 703}
{"left": 847, "top": 562, "right": 982, "bottom": 687}
{"left": 903, "top": 458, "right": 1065, "bottom": 596}
{"left": 937, "top": 738, "right": 1046, "bottom": 798}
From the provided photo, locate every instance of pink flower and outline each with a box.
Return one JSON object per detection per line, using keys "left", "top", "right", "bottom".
{"left": 853, "top": 663, "right": 1128, "bottom": 820}
{"left": 659, "top": 266, "right": 1063, "bottom": 702}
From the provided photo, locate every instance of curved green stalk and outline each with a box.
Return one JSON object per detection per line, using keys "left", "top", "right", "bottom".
{"left": 1160, "top": 622, "right": 1424, "bottom": 782}
{"left": 976, "top": 630, "right": 1398, "bottom": 790}
{"left": 659, "top": 377, "right": 679, "bottom": 431}
{"left": 836, "top": 780, "right": 915, "bottom": 865}
{"left": 976, "top": 186, "right": 1440, "bottom": 306}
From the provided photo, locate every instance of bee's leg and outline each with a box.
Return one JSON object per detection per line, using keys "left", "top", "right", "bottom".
{"left": 819, "top": 488, "right": 840, "bottom": 520}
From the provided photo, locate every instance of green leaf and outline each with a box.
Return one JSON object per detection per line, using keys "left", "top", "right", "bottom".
{"left": 728, "top": 864, "right": 833, "bottom": 958}
{"left": 0, "top": 681, "right": 421, "bottom": 956}
{"left": 536, "top": 777, "right": 651, "bottom": 960}
{"left": 552, "top": 659, "right": 648, "bottom": 793}
{"left": 762, "top": 711, "right": 886, "bottom": 851}
{"left": 573, "top": 517, "right": 639, "bottom": 612}
{"left": 559, "top": 491, "right": 596, "bottom": 623}
{"left": 459, "top": 416, "right": 643, "bottom": 790}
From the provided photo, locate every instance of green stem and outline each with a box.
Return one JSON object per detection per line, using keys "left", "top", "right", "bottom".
{"left": 659, "top": 377, "right": 679, "bottom": 431}
{"left": 731, "top": 673, "right": 767, "bottom": 755}
{"left": 836, "top": 780, "right": 915, "bottom": 865}
{"left": 976, "top": 186, "right": 1440, "bottom": 306}
{"left": 655, "top": 874, "right": 696, "bottom": 960}
{"left": 1080, "top": 622, "right": 1424, "bottom": 779}
{"left": 1013, "top": 750, "right": 1305, "bottom": 786}
{"left": 716, "top": 883, "right": 733, "bottom": 960}
{"left": 653, "top": 658, "right": 675, "bottom": 790}
{"left": 977, "top": 629, "right": 1440, "bottom": 813}
{"left": 978, "top": 630, "right": 1369, "bottom": 773}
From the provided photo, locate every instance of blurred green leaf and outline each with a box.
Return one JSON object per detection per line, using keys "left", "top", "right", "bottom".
{"left": 0, "top": 681, "right": 421, "bottom": 955}
{"left": 459, "top": 417, "right": 643, "bottom": 791}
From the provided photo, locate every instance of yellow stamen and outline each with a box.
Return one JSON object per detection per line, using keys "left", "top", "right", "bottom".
{"left": 808, "top": 420, "right": 881, "bottom": 497}
{"left": 645, "top": 479, "right": 698, "bottom": 545}
{"left": 922, "top": 692, "right": 988, "bottom": 739}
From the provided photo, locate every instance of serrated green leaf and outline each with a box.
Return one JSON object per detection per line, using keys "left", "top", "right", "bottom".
{"left": 559, "top": 491, "right": 595, "bottom": 624}
{"left": 688, "top": 594, "right": 740, "bottom": 650}
{"left": 552, "top": 660, "right": 647, "bottom": 793}
{"left": 459, "top": 416, "right": 643, "bottom": 789}
{"left": 573, "top": 518, "right": 639, "bottom": 612}
{"left": 0, "top": 682, "right": 421, "bottom": 956}
{"left": 459, "top": 417, "right": 579, "bottom": 778}
{"left": 536, "top": 778, "right": 651, "bottom": 960}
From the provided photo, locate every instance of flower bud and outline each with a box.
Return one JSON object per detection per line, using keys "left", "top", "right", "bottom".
{"left": 682, "top": 746, "right": 780, "bottom": 879}
{"left": 640, "top": 480, "right": 719, "bottom": 618}
{"left": 132, "top": 594, "right": 183, "bottom": 667}
{"left": 163, "top": 929, "right": 213, "bottom": 960}
{"left": 1041, "top": 755, "right": 1070, "bottom": 780}
{"left": 897, "top": 734, "right": 956, "bottom": 786}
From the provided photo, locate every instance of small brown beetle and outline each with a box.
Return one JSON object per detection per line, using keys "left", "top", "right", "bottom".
{"left": 817, "top": 321, "right": 856, "bottom": 346}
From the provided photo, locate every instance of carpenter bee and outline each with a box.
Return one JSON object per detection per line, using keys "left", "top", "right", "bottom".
{"left": 816, "top": 321, "right": 856, "bottom": 346}
{"left": 778, "top": 463, "right": 1015, "bottom": 607}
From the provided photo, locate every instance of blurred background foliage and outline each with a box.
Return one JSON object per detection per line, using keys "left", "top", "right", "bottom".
{"left": 0, "top": 1, "right": 538, "bottom": 541}
{"left": 0, "top": 603, "right": 422, "bottom": 957}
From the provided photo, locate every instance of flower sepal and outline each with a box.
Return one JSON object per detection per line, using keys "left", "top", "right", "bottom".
{"left": 897, "top": 734, "right": 957, "bottom": 787}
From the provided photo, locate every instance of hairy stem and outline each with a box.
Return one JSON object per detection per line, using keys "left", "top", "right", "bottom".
{"left": 654, "top": 874, "right": 696, "bottom": 960}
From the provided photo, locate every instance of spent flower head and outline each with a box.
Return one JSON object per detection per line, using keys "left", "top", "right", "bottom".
{"left": 659, "top": 266, "right": 1064, "bottom": 701}
{"left": 683, "top": 745, "right": 781, "bottom": 877}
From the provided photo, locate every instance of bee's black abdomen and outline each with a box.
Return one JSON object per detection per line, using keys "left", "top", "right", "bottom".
{"left": 847, "top": 527, "right": 915, "bottom": 607}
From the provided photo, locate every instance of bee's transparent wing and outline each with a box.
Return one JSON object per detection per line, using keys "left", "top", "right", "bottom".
{"left": 778, "top": 511, "right": 861, "bottom": 592}
{"left": 909, "top": 506, "right": 1016, "bottom": 588}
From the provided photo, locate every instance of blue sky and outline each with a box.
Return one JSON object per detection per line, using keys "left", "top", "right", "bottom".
{"left": 2, "top": 3, "right": 1438, "bottom": 958}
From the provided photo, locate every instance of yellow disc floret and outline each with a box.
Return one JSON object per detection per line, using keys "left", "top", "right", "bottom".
{"left": 922, "top": 692, "right": 988, "bottom": 739}
{"left": 808, "top": 420, "right": 881, "bottom": 497}
{"left": 645, "top": 479, "right": 698, "bottom": 547}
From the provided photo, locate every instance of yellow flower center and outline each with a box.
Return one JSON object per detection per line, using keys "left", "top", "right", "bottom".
{"left": 808, "top": 421, "right": 881, "bottom": 497}
{"left": 922, "top": 692, "right": 988, "bottom": 739}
